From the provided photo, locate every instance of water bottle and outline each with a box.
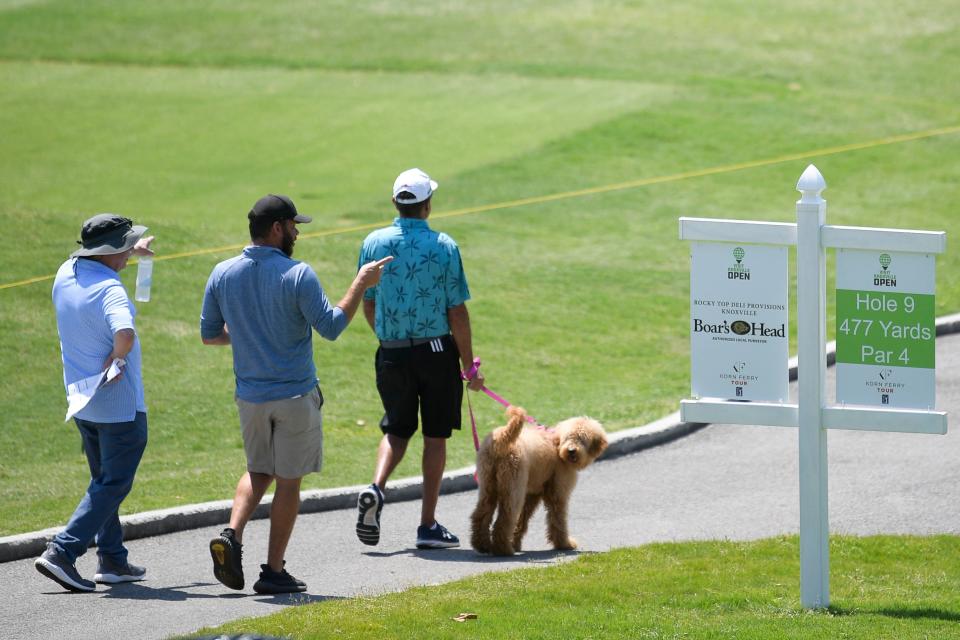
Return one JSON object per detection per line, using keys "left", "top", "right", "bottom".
{"left": 135, "top": 256, "right": 153, "bottom": 302}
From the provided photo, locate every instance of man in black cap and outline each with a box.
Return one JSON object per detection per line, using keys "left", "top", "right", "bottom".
{"left": 36, "top": 214, "right": 156, "bottom": 592}
{"left": 200, "top": 194, "right": 391, "bottom": 594}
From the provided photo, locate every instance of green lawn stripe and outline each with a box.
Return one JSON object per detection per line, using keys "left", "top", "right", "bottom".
{"left": 3, "top": 123, "right": 958, "bottom": 292}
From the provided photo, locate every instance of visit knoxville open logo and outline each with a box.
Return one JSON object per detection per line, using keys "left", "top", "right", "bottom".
{"left": 874, "top": 253, "right": 896, "bottom": 287}
{"left": 728, "top": 247, "right": 749, "bottom": 280}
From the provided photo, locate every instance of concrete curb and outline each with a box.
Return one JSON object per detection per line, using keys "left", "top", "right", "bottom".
{"left": 4, "top": 312, "right": 958, "bottom": 564}
{"left": 0, "top": 411, "right": 706, "bottom": 564}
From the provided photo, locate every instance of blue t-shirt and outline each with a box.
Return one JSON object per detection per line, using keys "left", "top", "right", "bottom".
{"left": 359, "top": 217, "right": 470, "bottom": 340}
{"left": 200, "top": 245, "right": 348, "bottom": 403}
{"left": 53, "top": 258, "right": 146, "bottom": 423}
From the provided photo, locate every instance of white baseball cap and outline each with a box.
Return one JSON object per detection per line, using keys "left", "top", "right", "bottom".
{"left": 392, "top": 168, "right": 438, "bottom": 204}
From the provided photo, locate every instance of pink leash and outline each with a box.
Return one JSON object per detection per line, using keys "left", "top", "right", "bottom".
{"left": 462, "top": 358, "right": 542, "bottom": 455}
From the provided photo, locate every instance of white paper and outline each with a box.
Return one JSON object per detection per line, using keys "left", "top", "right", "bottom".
{"left": 64, "top": 359, "right": 125, "bottom": 422}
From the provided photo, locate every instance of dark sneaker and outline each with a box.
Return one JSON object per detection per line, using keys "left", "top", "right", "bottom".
{"left": 356, "top": 484, "right": 384, "bottom": 546}
{"left": 415, "top": 522, "right": 460, "bottom": 549}
{"left": 34, "top": 544, "right": 96, "bottom": 593}
{"left": 94, "top": 555, "right": 146, "bottom": 583}
{"left": 253, "top": 563, "right": 307, "bottom": 594}
{"left": 209, "top": 528, "right": 244, "bottom": 590}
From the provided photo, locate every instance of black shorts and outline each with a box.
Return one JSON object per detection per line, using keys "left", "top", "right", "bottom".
{"left": 375, "top": 335, "right": 463, "bottom": 439}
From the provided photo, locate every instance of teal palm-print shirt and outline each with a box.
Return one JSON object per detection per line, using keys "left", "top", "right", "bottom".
{"left": 359, "top": 217, "right": 470, "bottom": 340}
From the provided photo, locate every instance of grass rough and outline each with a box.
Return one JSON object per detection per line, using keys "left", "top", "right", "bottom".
{"left": 1, "top": 0, "right": 959, "bottom": 534}
{"left": 187, "top": 535, "right": 960, "bottom": 639}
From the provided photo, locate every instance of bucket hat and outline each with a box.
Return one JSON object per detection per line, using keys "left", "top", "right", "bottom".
{"left": 71, "top": 214, "right": 147, "bottom": 257}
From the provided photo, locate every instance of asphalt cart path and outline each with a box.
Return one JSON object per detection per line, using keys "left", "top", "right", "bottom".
{"left": 3, "top": 333, "right": 959, "bottom": 639}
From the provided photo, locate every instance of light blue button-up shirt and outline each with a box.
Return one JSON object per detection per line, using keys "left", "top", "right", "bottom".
{"left": 53, "top": 258, "right": 146, "bottom": 423}
{"left": 359, "top": 217, "right": 470, "bottom": 340}
{"left": 200, "top": 245, "right": 348, "bottom": 403}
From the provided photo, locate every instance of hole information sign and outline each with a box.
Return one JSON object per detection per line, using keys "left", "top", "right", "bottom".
{"left": 682, "top": 165, "right": 948, "bottom": 610}
{"left": 690, "top": 241, "right": 789, "bottom": 402}
{"left": 836, "top": 249, "right": 936, "bottom": 409}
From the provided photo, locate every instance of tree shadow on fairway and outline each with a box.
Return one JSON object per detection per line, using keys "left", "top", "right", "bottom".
{"left": 363, "top": 547, "right": 582, "bottom": 564}
{"left": 830, "top": 605, "right": 960, "bottom": 622}
{"left": 98, "top": 581, "right": 341, "bottom": 605}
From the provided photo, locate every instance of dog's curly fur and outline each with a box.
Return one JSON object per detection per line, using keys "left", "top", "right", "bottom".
{"left": 470, "top": 406, "right": 608, "bottom": 556}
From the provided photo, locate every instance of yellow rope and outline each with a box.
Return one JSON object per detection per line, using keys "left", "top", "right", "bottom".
{"left": 3, "top": 124, "right": 958, "bottom": 291}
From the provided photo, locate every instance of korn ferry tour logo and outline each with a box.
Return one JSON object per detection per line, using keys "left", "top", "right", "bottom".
{"left": 719, "top": 360, "right": 756, "bottom": 397}
{"left": 868, "top": 368, "right": 904, "bottom": 405}
{"left": 875, "top": 253, "right": 896, "bottom": 287}
{"left": 729, "top": 247, "right": 749, "bottom": 280}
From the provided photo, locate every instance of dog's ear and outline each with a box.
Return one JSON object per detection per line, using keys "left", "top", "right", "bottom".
{"left": 588, "top": 432, "right": 608, "bottom": 457}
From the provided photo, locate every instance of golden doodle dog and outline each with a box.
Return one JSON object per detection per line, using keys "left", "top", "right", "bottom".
{"left": 470, "top": 406, "right": 607, "bottom": 556}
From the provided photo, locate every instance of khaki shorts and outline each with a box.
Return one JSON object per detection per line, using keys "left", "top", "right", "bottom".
{"left": 236, "top": 387, "right": 323, "bottom": 479}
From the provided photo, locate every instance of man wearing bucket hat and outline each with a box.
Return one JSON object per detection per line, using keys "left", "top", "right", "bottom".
{"left": 354, "top": 169, "right": 485, "bottom": 551}
{"left": 201, "top": 194, "right": 391, "bottom": 594}
{"left": 35, "top": 214, "right": 156, "bottom": 592}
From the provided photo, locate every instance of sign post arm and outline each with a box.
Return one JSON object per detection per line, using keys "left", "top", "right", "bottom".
{"left": 822, "top": 406, "right": 946, "bottom": 434}
{"left": 822, "top": 226, "right": 946, "bottom": 254}
{"left": 679, "top": 217, "right": 797, "bottom": 245}
{"left": 680, "top": 399, "right": 799, "bottom": 427}
{"left": 796, "top": 164, "right": 830, "bottom": 609}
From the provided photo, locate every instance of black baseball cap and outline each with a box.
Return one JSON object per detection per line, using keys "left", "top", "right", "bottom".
{"left": 248, "top": 194, "right": 312, "bottom": 225}
{"left": 71, "top": 214, "right": 148, "bottom": 257}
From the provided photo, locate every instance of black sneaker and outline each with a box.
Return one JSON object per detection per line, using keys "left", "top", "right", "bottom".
{"left": 34, "top": 544, "right": 96, "bottom": 592}
{"left": 356, "top": 484, "right": 384, "bottom": 546}
{"left": 253, "top": 563, "right": 307, "bottom": 594}
{"left": 209, "top": 528, "right": 244, "bottom": 590}
{"left": 415, "top": 522, "right": 460, "bottom": 549}
{"left": 94, "top": 555, "right": 147, "bottom": 583}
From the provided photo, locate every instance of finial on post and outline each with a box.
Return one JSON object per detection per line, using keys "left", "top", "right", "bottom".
{"left": 796, "top": 164, "right": 826, "bottom": 204}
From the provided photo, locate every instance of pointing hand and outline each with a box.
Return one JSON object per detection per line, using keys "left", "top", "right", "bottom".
{"left": 358, "top": 256, "right": 394, "bottom": 288}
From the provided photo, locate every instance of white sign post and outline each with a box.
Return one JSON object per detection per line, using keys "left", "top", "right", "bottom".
{"left": 679, "top": 165, "right": 947, "bottom": 609}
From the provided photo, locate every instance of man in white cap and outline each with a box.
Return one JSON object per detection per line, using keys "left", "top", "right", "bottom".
{"left": 355, "top": 169, "right": 485, "bottom": 550}
{"left": 36, "top": 214, "right": 155, "bottom": 592}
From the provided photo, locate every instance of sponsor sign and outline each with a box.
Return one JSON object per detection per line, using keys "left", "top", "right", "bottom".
{"left": 836, "top": 250, "right": 936, "bottom": 408}
{"left": 690, "top": 242, "right": 789, "bottom": 401}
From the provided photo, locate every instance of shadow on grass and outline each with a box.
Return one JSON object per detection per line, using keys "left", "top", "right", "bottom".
{"left": 363, "top": 547, "right": 582, "bottom": 564}
{"left": 830, "top": 605, "right": 960, "bottom": 622}
{"left": 97, "top": 581, "right": 341, "bottom": 605}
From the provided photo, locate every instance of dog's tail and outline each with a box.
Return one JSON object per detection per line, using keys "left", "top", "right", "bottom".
{"left": 493, "top": 405, "right": 527, "bottom": 454}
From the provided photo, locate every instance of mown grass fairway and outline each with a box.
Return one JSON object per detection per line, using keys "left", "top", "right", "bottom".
{"left": 1, "top": 1, "right": 959, "bottom": 535}
{"left": 188, "top": 536, "right": 960, "bottom": 639}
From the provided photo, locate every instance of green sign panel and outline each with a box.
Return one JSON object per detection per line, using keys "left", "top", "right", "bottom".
{"left": 835, "top": 290, "right": 935, "bottom": 368}
{"left": 835, "top": 249, "right": 936, "bottom": 409}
